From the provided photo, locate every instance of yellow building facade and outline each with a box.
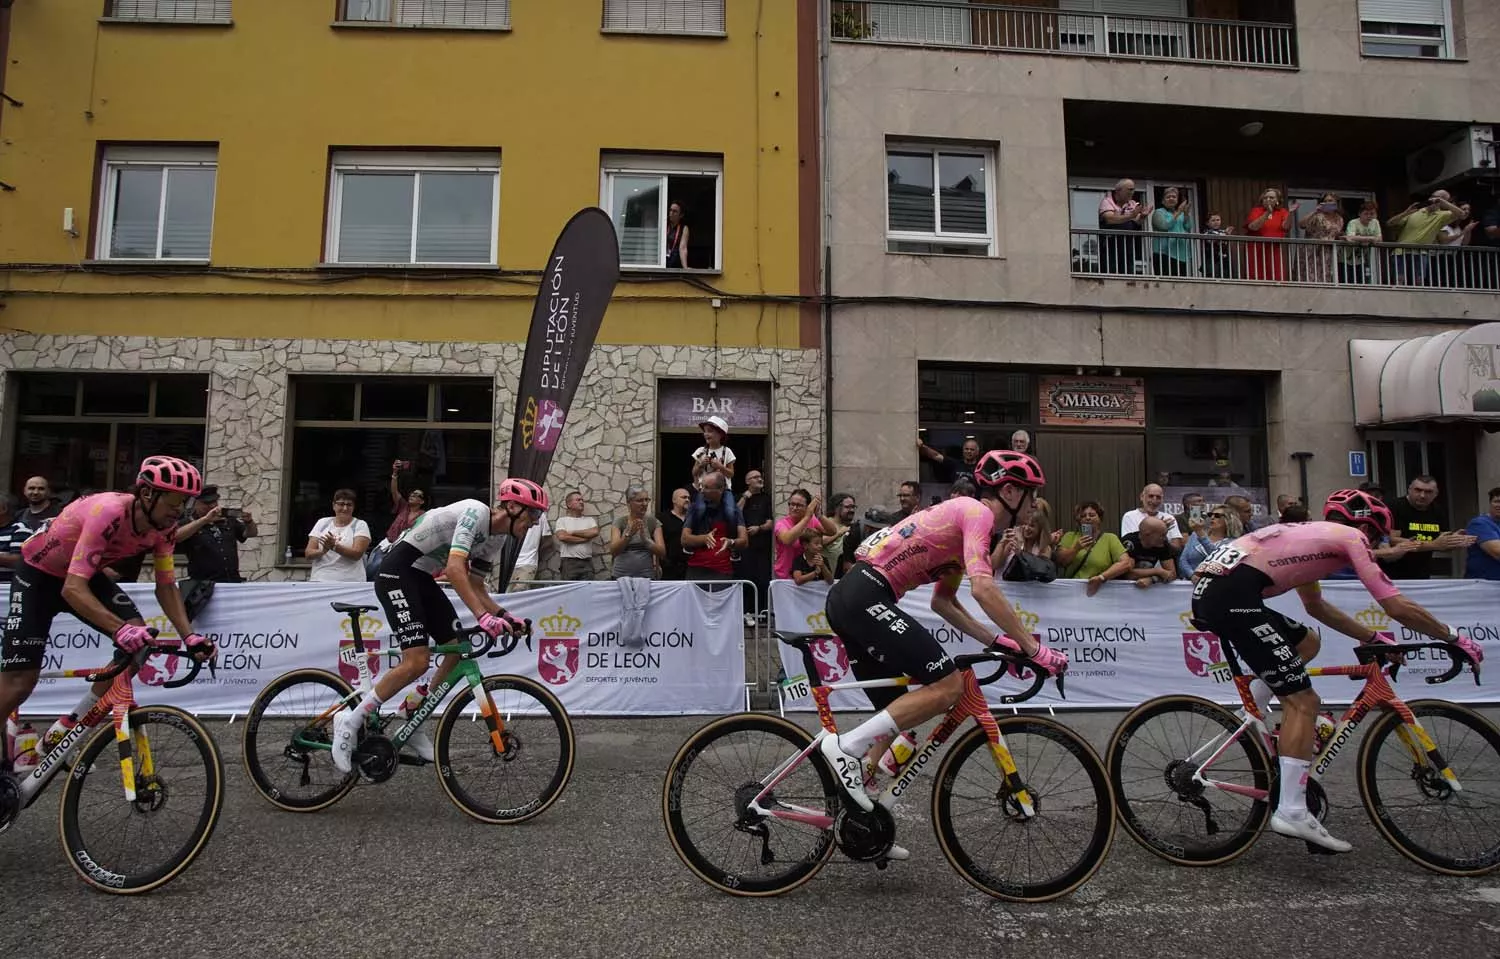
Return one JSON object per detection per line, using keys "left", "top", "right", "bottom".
{"left": 0, "top": 0, "right": 821, "bottom": 578}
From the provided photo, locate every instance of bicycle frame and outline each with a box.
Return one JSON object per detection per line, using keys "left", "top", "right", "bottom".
{"left": 748, "top": 669, "right": 1036, "bottom": 829}
{"left": 1185, "top": 657, "right": 1462, "bottom": 803}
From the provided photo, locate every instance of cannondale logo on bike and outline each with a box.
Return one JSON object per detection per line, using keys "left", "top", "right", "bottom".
{"left": 890, "top": 742, "right": 939, "bottom": 798}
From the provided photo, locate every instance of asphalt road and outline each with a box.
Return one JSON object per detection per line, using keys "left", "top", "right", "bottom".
{"left": 4, "top": 710, "right": 1499, "bottom": 959}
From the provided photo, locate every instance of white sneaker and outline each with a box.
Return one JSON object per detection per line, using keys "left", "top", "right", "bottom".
{"left": 819, "top": 734, "right": 874, "bottom": 813}
{"left": 404, "top": 727, "right": 434, "bottom": 763}
{"left": 884, "top": 843, "right": 910, "bottom": 862}
{"left": 330, "top": 710, "right": 360, "bottom": 775}
{"left": 1269, "top": 810, "right": 1351, "bottom": 853}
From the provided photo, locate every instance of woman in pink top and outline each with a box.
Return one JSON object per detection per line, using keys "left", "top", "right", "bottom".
{"left": 773, "top": 488, "right": 836, "bottom": 579}
{"left": 1245, "top": 188, "right": 1297, "bottom": 281}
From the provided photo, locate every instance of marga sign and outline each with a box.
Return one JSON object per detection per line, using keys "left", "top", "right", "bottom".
{"left": 1038, "top": 376, "right": 1146, "bottom": 428}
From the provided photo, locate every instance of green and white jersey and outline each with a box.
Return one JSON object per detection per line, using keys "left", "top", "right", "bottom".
{"left": 396, "top": 499, "right": 508, "bottom": 575}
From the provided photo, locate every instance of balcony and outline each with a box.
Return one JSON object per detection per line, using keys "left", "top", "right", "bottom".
{"left": 830, "top": 1, "right": 1297, "bottom": 70}
{"left": 1070, "top": 229, "right": 1500, "bottom": 293}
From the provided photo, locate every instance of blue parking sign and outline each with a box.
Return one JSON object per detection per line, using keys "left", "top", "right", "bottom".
{"left": 1349, "top": 451, "right": 1367, "bottom": 478}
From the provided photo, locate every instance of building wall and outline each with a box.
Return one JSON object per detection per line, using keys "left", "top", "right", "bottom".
{"left": 0, "top": 334, "right": 823, "bottom": 579}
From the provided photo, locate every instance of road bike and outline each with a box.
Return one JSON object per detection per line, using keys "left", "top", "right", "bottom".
{"left": 241, "top": 602, "right": 574, "bottom": 824}
{"left": 1107, "top": 639, "right": 1500, "bottom": 875}
{"left": 663, "top": 631, "right": 1116, "bottom": 901}
{"left": 0, "top": 640, "right": 223, "bottom": 893}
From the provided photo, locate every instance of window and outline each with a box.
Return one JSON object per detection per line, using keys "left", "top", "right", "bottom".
{"left": 601, "top": 153, "right": 722, "bottom": 271}
{"left": 1147, "top": 374, "right": 1267, "bottom": 488}
{"left": 1067, "top": 177, "right": 1197, "bottom": 274}
{"left": 602, "top": 0, "right": 724, "bottom": 35}
{"left": 97, "top": 147, "right": 217, "bottom": 261}
{"left": 1058, "top": 0, "right": 1188, "bottom": 56}
{"left": 286, "top": 377, "right": 494, "bottom": 558}
{"left": 105, "top": 0, "right": 231, "bottom": 22}
{"left": 886, "top": 144, "right": 996, "bottom": 256}
{"left": 11, "top": 373, "right": 208, "bottom": 502}
{"left": 327, "top": 152, "right": 499, "bottom": 265}
{"left": 337, "top": 0, "right": 510, "bottom": 28}
{"left": 1358, "top": 0, "right": 1453, "bottom": 58}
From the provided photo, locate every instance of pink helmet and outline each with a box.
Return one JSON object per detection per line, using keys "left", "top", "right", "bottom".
{"left": 1324, "top": 489, "right": 1393, "bottom": 538}
{"left": 975, "top": 450, "right": 1046, "bottom": 490}
{"left": 137, "top": 455, "right": 203, "bottom": 497}
{"left": 497, "top": 478, "right": 549, "bottom": 512}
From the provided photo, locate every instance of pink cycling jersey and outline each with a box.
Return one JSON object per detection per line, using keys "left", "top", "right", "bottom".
{"left": 21, "top": 492, "right": 176, "bottom": 585}
{"left": 1211, "top": 520, "right": 1398, "bottom": 602}
{"left": 855, "top": 497, "right": 996, "bottom": 598}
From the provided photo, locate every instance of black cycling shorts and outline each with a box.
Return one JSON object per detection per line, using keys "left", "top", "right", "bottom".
{"left": 375, "top": 543, "right": 460, "bottom": 651}
{"left": 825, "top": 563, "right": 957, "bottom": 712}
{"left": 1, "top": 562, "right": 142, "bottom": 672}
{"left": 1191, "top": 564, "right": 1313, "bottom": 696}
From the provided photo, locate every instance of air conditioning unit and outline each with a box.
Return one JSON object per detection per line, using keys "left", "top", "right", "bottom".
{"left": 1406, "top": 125, "right": 1496, "bottom": 194}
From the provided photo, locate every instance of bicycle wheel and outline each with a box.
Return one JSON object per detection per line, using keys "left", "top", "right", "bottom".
{"left": 663, "top": 713, "right": 838, "bottom": 897}
{"left": 57, "top": 706, "right": 224, "bottom": 894}
{"left": 1106, "top": 695, "right": 1271, "bottom": 866}
{"left": 241, "top": 668, "right": 357, "bottom": 812}
{"left": 1358, "top": 699, "right": 1500, "bottom": 876}
{"left": 933, "top": 715, "right": 1115, "bottom": 902}
{"left": 433, "top": 674, "right": 574, "bottom": 824}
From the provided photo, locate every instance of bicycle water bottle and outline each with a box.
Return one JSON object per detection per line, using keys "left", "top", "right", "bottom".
{"left": 12, "top": 721, "right": 39, "bottom": 772}
{"left": 39, "top": 713, "right": 79, "bottom": 758}
{"left": 397, "top": 683, "right": 431, "bottom": 719}
{"left": 877, "top": 729, "right": 919, "bottom": 777}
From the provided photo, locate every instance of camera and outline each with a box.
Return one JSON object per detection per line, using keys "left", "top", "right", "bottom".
{"left": 863, "top": 506, "right": 899, "bottom": 526}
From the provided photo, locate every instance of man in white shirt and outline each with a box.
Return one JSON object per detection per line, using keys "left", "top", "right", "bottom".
{"left": 1120, "top": 483, "right": 1183, "bottom": 549}
{"left": 555, "top": 490, "right": 600, "bottom": 581}
{"left": 509, "top": 512, "right": 551, "bottom": 590}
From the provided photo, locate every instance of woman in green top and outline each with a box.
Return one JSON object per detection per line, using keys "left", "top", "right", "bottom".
{"left": 1055, "top": 501, "right": 1127, "bottom": 580}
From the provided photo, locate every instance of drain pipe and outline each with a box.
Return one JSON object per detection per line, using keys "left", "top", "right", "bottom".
{"left": 1291, "top": 451, "right": 1313, "bottom": 508}
{"left": 820, "top": 0, "right": 834, "bottom": 497}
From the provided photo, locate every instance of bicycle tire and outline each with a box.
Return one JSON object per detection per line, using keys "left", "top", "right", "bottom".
{"left": 241, "top": 668, "right": 358, "bottom": 812}
{"left": 433, "top": 673, "right": 575, "bottom": 824}
{"left": 57, "top": 705, "right": 224, "bottom": 894}
{"left": 1357, "top": 699, "right": 1500, "bottom": 876}
{"left": 663, "top": 712, "right": 838, "bottom": 897}
{"left": 1106, "top": 695, "right": 1272, "bottom": 866}
{"left": 932, "top": 715, "right": 1115, "bottom": 902}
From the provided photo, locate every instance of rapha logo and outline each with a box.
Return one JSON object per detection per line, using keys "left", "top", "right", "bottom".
{"left": 521, "top": 396, "right": 566, "bottom": 452}
{"left": 1180, "top": 611, "right": 1231, "bottom": 682}
{"left": 338, "top": 612, "right": 384, "bottom": 684}
{"left": 138, "top": 615, "right": 181, "bottom": 687}
{"left": 537, "top": 608, "right": 582, "bottom": 686}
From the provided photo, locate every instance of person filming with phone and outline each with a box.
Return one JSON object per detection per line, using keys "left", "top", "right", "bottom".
{"left": 1055, "top": 501, "right": 1127, "bottom": 583}
{"left": 174, "top": 484, "right": 259, "bottom": 622}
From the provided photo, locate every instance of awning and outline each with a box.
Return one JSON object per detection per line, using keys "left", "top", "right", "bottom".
{"left": 1351, "top": 323, "right": 1500, "bottom": 426}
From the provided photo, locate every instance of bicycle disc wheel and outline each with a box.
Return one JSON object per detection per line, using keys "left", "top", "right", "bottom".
{"left": 433, "top": 674, "right": 574, "bottom": 824}
{"left": 58, "top": 706, "right": 224, "bottom": 894}
{"left": 1106, "top": 695, "right": 1271, "bottom": 866}
{"left": 663, "top": 713, "right": 838, "bottom": 897}
{"left": 1358, "top": 699, "right": 1500, "bottom": 876}
{"left": 932, "top": 716, "right": 1115, "bottom": 902}
{"left": 241, "top": 668, "right": 358, "bottom": 812}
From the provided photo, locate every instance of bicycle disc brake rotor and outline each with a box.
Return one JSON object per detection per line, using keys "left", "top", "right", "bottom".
{"left": 497, "top": 730, "right": 521, "bottom": 762}
{"left": 1413, "top": 764, "right": 1455, "bottom": 801}
{"left": 837, "top": 804, "right": 895, "bottom": 861}
{"left": 355, "top": 735, "right": 398, "bottom": 783}
{"left": 132, "top": 775, "right": 169, "bottom": 814}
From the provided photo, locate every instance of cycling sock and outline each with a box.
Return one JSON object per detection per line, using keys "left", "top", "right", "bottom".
{"left": 70, "top": 690, "right": 101, "bottom": 720}
{"left": 839, "top": 710, "right": 899, "bottom": 757}
{"left": 352, "top": 691, "right": 384, "bottom": 721}
{"left": 1277, "top": 756, "right": 1310, "bottom": 816}
{"left": 1249, "top": 679, "right": 1274, "bottom": 722}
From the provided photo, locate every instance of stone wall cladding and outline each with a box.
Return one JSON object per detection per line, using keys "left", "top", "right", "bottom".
{"left": 0, "top": 335, "right": 823, "bottom": 581}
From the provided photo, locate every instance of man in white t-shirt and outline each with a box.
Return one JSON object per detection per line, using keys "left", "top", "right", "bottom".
{"left": 509, "top": 511, "right": 551, "bottom": 590}
{"left": 555, "top": 490, "right": 600, "bottom": 581}
{"left": 1120, "top": 483, "right": 1183, "bottom": 549}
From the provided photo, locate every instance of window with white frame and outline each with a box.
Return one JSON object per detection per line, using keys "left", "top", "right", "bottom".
{"left": 327, "top": 152, "right": 499, "bottom": 266}
{"left": 602, "top": 0, "right": 724, "bottom": 34}
{"left": 105, "top": 0, "right": 231, "bottom": 22}
{"left": 601, "top": 154, "right": 722, "bottom": 271}
{"left": 337, "top": 0, "right": 510, "bottom": 28}
{"left": 886, "top": 144, "right": 996, "bottom": 256}
{"left": 1358, "top": 0, "right": 1453, "bottom": 59}
{"left": 97, "top": 147, "right": 218, "bottom": 261}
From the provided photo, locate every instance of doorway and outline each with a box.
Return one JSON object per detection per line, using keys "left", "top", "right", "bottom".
{"left": 657, "top": 431, "right": 768, "bottom": 512}
{"left": 1035, "top": 431, "right": 1146, "bottom": 534}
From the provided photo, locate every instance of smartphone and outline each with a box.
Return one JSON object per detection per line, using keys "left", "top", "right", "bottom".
{"left": 220, "top": 507, "right": 241, "bottom": 520}
{"left": 1188, "top": 505, "right": 1204, "bottom": 525}
{"left": 1080, "top": 523, "right": 1095, "bottom": 538}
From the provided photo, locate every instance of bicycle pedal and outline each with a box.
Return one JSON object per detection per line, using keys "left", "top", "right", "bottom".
{"left": 1305, "top": 841, "right": 1339, "bottom": 856}
{"left": 397, "top": 753, "right": 432, "bottom": 767}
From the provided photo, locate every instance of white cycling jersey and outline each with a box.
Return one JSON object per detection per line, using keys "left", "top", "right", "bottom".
{"left": 394, "top": 499, "right": 510, "bottom": 576}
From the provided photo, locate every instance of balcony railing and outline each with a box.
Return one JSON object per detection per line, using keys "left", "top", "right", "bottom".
{"left": 1070, "top": 228, "right": 1500, "bottom": 293}
{"left": 831, "top": 1, "right": 1297, "bottom": 69}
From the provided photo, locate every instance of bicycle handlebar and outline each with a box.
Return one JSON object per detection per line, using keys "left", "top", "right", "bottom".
{"left": 1353, "top": 639, "right": 1481, "bottom": 687}
{"left": 962, "top": 648, "right": 1063, "bottom": 703}
{"left": 456, "top": 619, "right": 534, "bottom": 660}
{"left": 89, "top": 630, "right": 214, "bottom": 687}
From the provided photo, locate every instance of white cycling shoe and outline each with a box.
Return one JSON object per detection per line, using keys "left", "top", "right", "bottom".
{"left": 819, "top": 735, "right": 874, "bottom": 813}
{"left": 403, "top": 728, "right": 435, "bottom": 763}
{"left": 330, "top": 710, "right": 360, "bottom": 775}
{"left": 884, "top": 844, "right": 910, "bottom": 862}
{"left": 1269, "top": 810, "right": 1352, "bottom": 853}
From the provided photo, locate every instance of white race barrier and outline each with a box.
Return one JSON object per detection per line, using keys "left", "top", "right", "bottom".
{"left": 770, "top": 579, "right": 1500, "bottom": 711}
{"left": 14, "top": 581, "right": 744, "bottom": 717}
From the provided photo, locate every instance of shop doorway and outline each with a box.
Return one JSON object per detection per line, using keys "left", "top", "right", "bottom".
{"left": 1035, "top": 431, "right": 1146, "bottom": 534}
{"left": 657, "top": 431, "right": 768, "bottom": 509}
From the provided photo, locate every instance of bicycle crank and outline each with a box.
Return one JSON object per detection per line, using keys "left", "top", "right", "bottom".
{"left": 836, "top": 804, "right": 896, "bottom": 862}
{"left": 354, "top": 735, "right": 398, "bottom": 783}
